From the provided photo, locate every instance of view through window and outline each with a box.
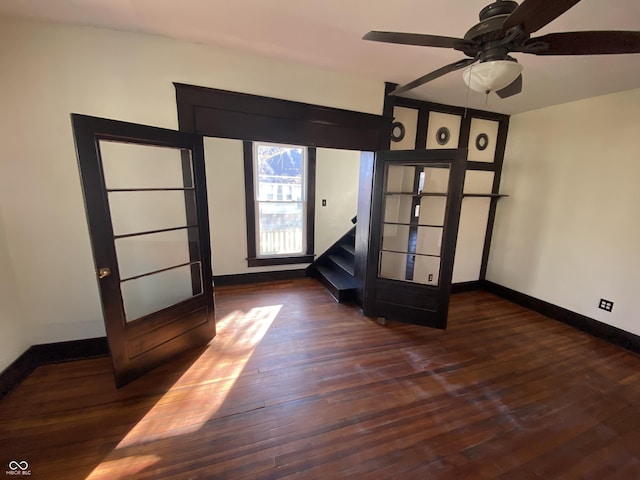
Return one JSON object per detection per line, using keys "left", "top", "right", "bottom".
{"left": 253, "top": 142, "right": 307, "bottom": 257}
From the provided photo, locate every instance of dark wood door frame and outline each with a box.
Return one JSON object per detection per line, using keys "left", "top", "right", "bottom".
{"left": 72, "top": 114, "right": 215, "bottom": 387}
{"left": 361, "top": 148, "right": 467, "bottom": 328}
{"left": 174, "top": 82, "right": 391, "bottom": 281}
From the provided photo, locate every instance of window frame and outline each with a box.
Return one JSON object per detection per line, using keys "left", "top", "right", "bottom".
{"left": 243, "top": 141, "right": 315, "bottom": 267}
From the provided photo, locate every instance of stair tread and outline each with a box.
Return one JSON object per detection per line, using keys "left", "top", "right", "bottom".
{"left": 316, "top": 264, "right": 357, "bottom": 291}
{"left": 339, "top": 242, "right": 355, "bottom": 255}
{"left": 328, "top": 255, "right": 355, "bottom": 276}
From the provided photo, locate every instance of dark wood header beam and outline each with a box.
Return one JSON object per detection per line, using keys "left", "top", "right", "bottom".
{"left": 174, "top": 83, "right": 390, "bottom": 151}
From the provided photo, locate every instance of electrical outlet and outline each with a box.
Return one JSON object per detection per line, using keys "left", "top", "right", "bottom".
{"left": 428, "top": 273, "right": 433, "bottom": 282}
{"left": 598, "top": 298, "right": 614, "bottom": 312}
{"left": 322, "top": 199, "right": 327, "bottom": 206}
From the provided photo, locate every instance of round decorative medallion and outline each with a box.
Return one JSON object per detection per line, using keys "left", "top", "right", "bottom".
{"left": 436, "top": 127, "right": 450, "bottom": 145}
{"left": 476, "top": 133, "right": 489, "bottom": 151}
{"left": 390, "top": 121, "right": 406, "bottom": 142}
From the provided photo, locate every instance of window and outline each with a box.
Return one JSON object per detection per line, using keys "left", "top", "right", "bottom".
{"left": 243, "top": 141, "right": 315, "bottom": 267}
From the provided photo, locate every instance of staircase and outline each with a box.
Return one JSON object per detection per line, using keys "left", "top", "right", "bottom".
{"left": 307, "top": 226, "right": 357, "bottom": 302}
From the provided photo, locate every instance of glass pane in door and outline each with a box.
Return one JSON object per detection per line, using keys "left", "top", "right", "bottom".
{"left": 114, "top": 228, "right": 195, "bottom": 280}
{"left": 415, "top": 227, "right": 443, "bottom": 256}
{"left": 413, "top": 256, "right": 440, "bottom": 285}
{"left": 383, "top": 195, "right": 414, "bottom": 223}
{"left": 382, "top": 224, "right": 411, "bottom": 252}
{"left": 386, "top": 165, "right": 416, "bottom": 193}
{"left": 379, "top": 251, "right": 409, "bottom": 281}
{"left": 418, "top": 197, "right": 447, "bottom": 226}
{"left": 101, "top": 141, "right": 194, "bottom": 189}
{"left": 422, "top": 167, "right": 450, "bottom": 193}
{"left": 378, "top": 162, "right": 449, "bottom": 286}
{"left": 99, "top": 140, "right": 202, "bottom": 323}
{"left": 108, "top": 190, "right": 194, "bottom": 236}
{"left": 121, "top": 264, "right": 202, "bottom": 321}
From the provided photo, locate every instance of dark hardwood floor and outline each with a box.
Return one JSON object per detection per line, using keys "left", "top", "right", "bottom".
{"left": 1, "top": 279, "right": 639, "bottom": 479}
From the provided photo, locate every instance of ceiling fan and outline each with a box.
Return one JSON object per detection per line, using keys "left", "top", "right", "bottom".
{"left": 363, "top": 0, "right": 640, "bottom": 98}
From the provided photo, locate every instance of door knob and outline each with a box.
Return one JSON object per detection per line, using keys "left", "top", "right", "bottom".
{"left": 98, "top": 267, "right": 111, "bottom": 279}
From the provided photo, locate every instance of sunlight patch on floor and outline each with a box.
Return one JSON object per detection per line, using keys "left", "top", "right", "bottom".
{"left": 86, "top": 454, "right": 160, "bottom": 479}
{"left": 86, "top": 304, "right": 281, "bottom": 479}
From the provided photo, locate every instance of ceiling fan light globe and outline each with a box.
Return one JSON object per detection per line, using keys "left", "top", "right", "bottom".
{"left": 462, "top": 60, "right": 523, "bottom": 93}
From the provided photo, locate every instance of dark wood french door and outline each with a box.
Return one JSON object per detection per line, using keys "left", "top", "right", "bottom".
{"left": 72, "top": 114, "right": 215, "bottom": 387}
{"left": 363, "top": 148, "right": 466, "bottom": 328}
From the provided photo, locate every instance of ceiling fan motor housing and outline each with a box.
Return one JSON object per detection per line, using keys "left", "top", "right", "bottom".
{"left": 463, "top": 1, "right": 527, "bottom": 60}
{"left": 462, "top": 15, "right": 512, "bottom": 57}
{"left": 478, "top": 0, "right": 519, "bottom": 21}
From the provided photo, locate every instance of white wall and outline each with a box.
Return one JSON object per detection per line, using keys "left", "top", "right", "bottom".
{"left": 315, "top": 148, "right": 360, "bottom": 255}
{"left": 0, "top": 207, "right": 28, "bottom": 370}
{"left": 487, "top": 88, "right": 640, "bottom": 336}
{"left": 0, "top": 16, "right": 383, "bottom": 371}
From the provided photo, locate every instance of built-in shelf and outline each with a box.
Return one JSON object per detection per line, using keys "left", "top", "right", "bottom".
{"left": 383, "top": 222, "right": 444, "bottom": 228}
{"left": 384, "top": 192, "right": 448, "bottom": 197}
{"left": 384, "top": 192, "right": 507, "bottom": 198}
{"left": 381, "top": 249, "right": 440, "bottom": 258}
{"left": 462, "top": 193, "right": 508, "bottom": 198}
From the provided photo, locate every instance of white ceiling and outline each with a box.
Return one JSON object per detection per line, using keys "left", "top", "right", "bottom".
{"left": 2, "top": 0, "right": 640, "bottom": 114}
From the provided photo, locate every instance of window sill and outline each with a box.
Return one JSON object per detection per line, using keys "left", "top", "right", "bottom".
{"left": 248, "top": 255, "right": 314, "bottom": 268}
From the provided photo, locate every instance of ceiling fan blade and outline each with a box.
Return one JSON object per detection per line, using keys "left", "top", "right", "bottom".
{"left": 496, "top": 74, "right": 523, "bottom": 98}
{"left": 529, "top": 31, "right": 640, "bottom": 55}
{"left": 502, "top": 0, "right": 582, "bottom": 36}
{"left": 363, "top": 31, "right": 474, "bottom": 51}
{"left": 390, "top": 58, "right": 477, "bottom": 96}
